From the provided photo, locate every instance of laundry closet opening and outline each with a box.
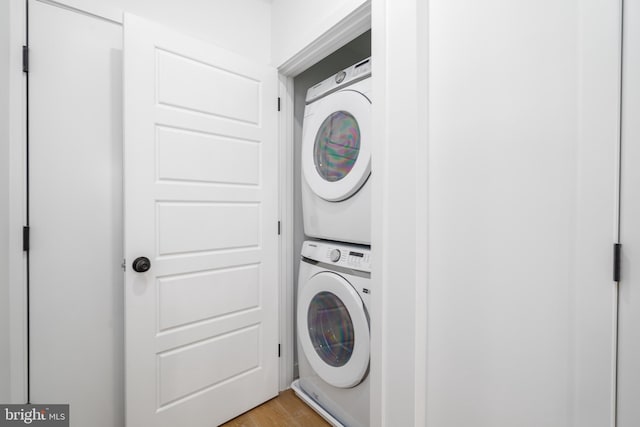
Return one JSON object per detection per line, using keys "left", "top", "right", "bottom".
{"left": 289, "top": 30, "right": 371, "bottom": 379}
{"left": 280, "top": 27, "right": 373, "bottom": 426}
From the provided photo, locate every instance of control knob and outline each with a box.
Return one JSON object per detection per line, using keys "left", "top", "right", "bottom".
{"left": 329, "top": 249, "right": 341, "bottom": 262}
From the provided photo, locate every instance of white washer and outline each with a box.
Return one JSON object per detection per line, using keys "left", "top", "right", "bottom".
{"left": 292, "top": 240, "right": 371, "bottom": 427}
{"left": 301, "top": 58, "right": 372, "bottom": 245}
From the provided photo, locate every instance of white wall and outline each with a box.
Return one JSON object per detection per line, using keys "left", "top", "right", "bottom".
{"left": 57, "top": 0, "right": 272, "bottom": 63}
{"left": 271, "top": 0, "right": 367, "bottom": 67}
{"left": 0, "top": 0, "right": 11, "bottom": 404}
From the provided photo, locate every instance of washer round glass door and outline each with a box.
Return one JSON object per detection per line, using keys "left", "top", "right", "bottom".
{"left": 297, "top": 271, "right": 370, "bottom": 388}
{"left": 302, "top": 89, "right": 371, "bottom": 202}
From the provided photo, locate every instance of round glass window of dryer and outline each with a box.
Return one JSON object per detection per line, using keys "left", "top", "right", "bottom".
{"left": 313, "top": 111, "right": 361, "bottom": 182}
{"left": 307, "top": 291, "right": 355, "bottom": 367}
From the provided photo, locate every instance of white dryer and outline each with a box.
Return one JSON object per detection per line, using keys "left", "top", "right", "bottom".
{"left": 292, "top": 240, "right": 371, "bottom": 427}
{"left": 301, "top": 58, "right": 372, "bottom": 245}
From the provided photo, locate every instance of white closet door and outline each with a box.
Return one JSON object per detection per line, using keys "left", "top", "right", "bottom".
{"left": 123, "top": 14, "right": 279, "bottom": 427}
{"left": 617, "top": 0, "right": 640, "bottom": 424}
{"left": 29, "top": 1, "right": 124, "bottom": 426}
{"left": 426, "top": 1, "right": 620, "bottom": 426}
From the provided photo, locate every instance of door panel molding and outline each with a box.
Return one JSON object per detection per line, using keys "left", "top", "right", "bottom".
{"left": 124, "top": 14, "right": 279, "bottom": 426}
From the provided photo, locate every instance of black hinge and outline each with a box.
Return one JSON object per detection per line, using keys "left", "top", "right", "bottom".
{"left": 277, "top": 221, "right": 281, "bottom": 235}
{"left": 22, "top": 46, "right": 28, "bottom": 73}
{"left": 278, "top": 344, "right": 281, "bottom": 358}
{"left": 614, "top": 243, "right": 622, "bottom": 282}
{"left": 23, "top": 226, "right": 30, "bottom": 251}
{"left": 277, "top": 97, "right": 281, "bottom": 112}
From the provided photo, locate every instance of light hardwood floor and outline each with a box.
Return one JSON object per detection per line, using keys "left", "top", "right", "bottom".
{"left": 221, "top": 389, "right": 330, "bottom": 427}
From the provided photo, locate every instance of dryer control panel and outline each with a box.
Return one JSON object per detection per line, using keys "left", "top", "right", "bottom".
{"left": 306, "top": 57, "right": 372, "bottom": 104}
{"left": 301, "top": 240, "right": 371, "bottom": 273}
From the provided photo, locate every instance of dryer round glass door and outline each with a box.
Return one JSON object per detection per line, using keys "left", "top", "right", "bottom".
{"left": 298, "top": 271, "right": 370, "bottom": 388}
{"left": 302, "top": 90, "right": 371, "bottom": 202}
{"left": 313, "top": 111, "right": 360, "bottom": 182}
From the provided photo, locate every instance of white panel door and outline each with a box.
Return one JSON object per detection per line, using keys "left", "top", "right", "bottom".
{"left": 123, "top": 14, "right": 279, "bottom": 427}
{"left": 426, "top": 1, "right": 620, "bottom": 426}
{"left": 29, "top": 1, "right": 123, "bottom": 426}
{"left": 617, "top": 0, "right": 640, "bottom": 424}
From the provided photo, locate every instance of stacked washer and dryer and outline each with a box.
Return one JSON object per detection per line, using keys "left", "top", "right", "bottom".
{"left": 291, "top": 58, "right": 372, "bottom": 427}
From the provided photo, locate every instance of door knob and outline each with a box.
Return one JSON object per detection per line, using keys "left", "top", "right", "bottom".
{"left": 132, "top": 257, "right": 151, "bottom": 273}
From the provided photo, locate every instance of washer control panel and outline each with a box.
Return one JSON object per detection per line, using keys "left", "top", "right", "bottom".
{"left": 302, "top": 240, "right": 371, "bottom": 273}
